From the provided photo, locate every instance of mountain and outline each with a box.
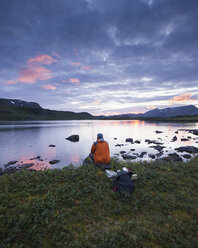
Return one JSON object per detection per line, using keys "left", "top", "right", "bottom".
{"left": 0, "top": 98, "right": 93, "bottom": 121}
{"left": 143, "top": 105, "right": 198, "bottom": 118}
{"left": 0, "top": 98, "right": 198, "bottom": 121}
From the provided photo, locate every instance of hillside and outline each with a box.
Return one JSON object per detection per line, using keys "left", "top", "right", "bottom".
{"left": 143, "top": 105, "right": 198, "bottom": 118}
{"left": 0, "top": 98, "right": 198, "bottom": 121}
{"left": 0, "top": 98, "right": 93, "bottom": 121}
{"left": 0, "top": 156, "right": 198, "bottom": 247}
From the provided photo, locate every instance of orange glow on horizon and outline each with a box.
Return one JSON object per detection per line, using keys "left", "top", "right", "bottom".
{"left": 146, "top": 106, "right": 156, "bottom": 109}
{"left": 94, "top": 111, "right": 143, "bottom": 116}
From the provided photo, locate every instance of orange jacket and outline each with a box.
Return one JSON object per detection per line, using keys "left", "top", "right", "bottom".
{"left": 91, "top": 139, "right": 110, "bottom": 164}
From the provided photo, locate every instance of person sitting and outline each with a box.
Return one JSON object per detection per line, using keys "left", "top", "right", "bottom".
{"left": 89, "top": 133, "right": 111, "bottom": 169}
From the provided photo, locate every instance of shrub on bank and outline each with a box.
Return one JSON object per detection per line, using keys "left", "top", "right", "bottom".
{"left": 0, "top": 157, "right": 198, "bottom": 248}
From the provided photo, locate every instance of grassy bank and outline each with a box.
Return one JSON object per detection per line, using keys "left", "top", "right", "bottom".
{"left": 0, "top": 157, "right": 198, "bottom": 248}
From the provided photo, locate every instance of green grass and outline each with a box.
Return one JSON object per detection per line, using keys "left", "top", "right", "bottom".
{"left": 0, "top": 157, "right": 198, "bottom": 248}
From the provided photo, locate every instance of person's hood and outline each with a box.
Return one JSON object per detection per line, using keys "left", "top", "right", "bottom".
{"left": 97, "top": 138, "right": 105, "bottom": 142}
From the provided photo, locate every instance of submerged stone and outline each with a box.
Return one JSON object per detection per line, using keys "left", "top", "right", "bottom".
{"left": 122, "top": 154, "right": 137, "bottom": 160}
{"left": 49, "top": 160, "right": 60, "bottom": 164}
{"left": 66, "top": 135, "right": 79, "bottom": 142}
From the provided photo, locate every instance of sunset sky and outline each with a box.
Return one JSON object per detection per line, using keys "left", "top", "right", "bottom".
{"left": 0, "top": 0, "right": 198, "bottom": 115}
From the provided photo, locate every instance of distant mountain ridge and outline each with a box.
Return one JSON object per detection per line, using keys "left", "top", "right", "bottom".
{"left": 0, "top": 98, "right": 42, "bottom": 109}
{"left": 142, "top": 105, "right": 198, "bottom": 118}
{"left": 0, "top": 98, "right": 198, "bottom": 121}
{"left": 0, "top": 98, "right": 93, "bottom": 121}
{"left": 108, "top": 105, "right": 198, "bottom": 119}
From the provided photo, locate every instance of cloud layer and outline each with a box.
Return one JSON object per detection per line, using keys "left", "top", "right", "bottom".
{"left": 0, "top": 0, "right": 198, "bottom": 114}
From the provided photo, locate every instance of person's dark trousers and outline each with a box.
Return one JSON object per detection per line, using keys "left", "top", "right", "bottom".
{"left": 89, "top": 153, "right": 95, "bottom": 163}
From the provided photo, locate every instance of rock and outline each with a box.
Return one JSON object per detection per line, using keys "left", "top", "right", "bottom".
{"left": 120, "top": 151, "right": 126, "bottom": 154}
{"left": 145, "top": 139, "right": 161, "bottom": 144}
{"left": 175, "top": 131, "right": 178, "bottom": 134}
{"left": 180, "top": 129, "right": 198, "bottom": 136}
{"left": 155, "top": 130, "right": 163, "bottom": 134}
{"left": 187, "top": 136, "right": 192, "bottom": 139}
{"left": 49, "top": 144, "right": 56, "bottom": 147}
{"left": 49, "top": 160, "right": 60, "bottom": 164}
{"left": 138, "top": 152, "right": 147, "bottom": 158}
{"left": 125, "top": 138, "right": 133, "bottom": 143}
{"left": 156, "top": 152, "right": 163, "bottom": 157}
{"left": 153, "top": 141, "right": 164, "bottom": 145}
{"left": 20, "top": 163, "right": 34, "bottom": 168}
{"left": 171, "top": 136, "right": 177, "bottom": 142}
{"left": 148, "top": 154, "right": 155, "bottom": 159}
{"left": 114, "top": 138, "right": 117, "bottom": 140}
{"left": 149, "top": 145, "right": 165, "bottom": 151}
{"left": 158, "top": 153, "right": 182, "bottom": 162}
{"left": 181, "top": 138, "right": 189, "bottom": 141}
{"left": 30, "top": 156, "right": 41, "bottom": 160}
{"left": 4, "top": 161, "right": 18, "bottom": 168}
{"left": 168, "top": 152, "right": 179, "bottom": 157}
{"left": 115, "top": 144, "right": 124, "bottom": 147}
{"left": 135, "top": 140, "right": 141, "bottom": 144}
{"left": 66, "top": 135, "right": 79, "bottom": 142}
{"left": 175, "top": 146, "right": 198, "bottom": 154}
{"left": 4, "top": 166, "right": 19, "bottom": 174}
{"left": 182, "top": 154, "right": 191, "bottom": 159}
{"left": 114, "top": 153, "right": 119, "bottom": 156}
{"left": 130, "top": 149, "right": 135, "bottom": 151}
{"left": 190, "top": 130, "right": 198, "bottom": 136}
{"left": 122, "top": 154, "right": 137, "bottom": 160}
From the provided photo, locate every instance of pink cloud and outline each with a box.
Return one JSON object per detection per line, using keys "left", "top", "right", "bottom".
{"left": 28, "top": 54, "right": 57, "bottom": 65}
{"left": 18, "top": 66, "right": 52, "bottom": 84}
{"left": 70, "top": 62, "right": 81, "bottom": 66}
{"left": 4, "top": 53, "right": 57, "bottom": 86}
{"left": 69, "top": 78, "right": 80, "bottom": 85}
{"left": 5, "top": 80, "right": 17, "bottom": 85}
{"left": 168, "top": 93, "right": 192, "bottom": 103}
{"left": 42, "top": 84, "right": 57, "bottom": 90}
{"left": 81, "top": 65, "right": 91, "bottom": 70}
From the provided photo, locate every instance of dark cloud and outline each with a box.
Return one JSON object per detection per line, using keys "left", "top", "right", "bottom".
{"left": 0, "top": 0, "right": 198, "bottom": 114}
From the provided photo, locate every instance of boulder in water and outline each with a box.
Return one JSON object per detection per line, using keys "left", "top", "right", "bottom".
{"left": 66, "top": 135, "right": 79, "bottom": 142}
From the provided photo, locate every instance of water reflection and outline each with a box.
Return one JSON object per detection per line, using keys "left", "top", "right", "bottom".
{"left": 19, "top": 159, "right": 52, "bottom": 170}
{"left": 0, "top": 120, "right": 198, "bottom": 170}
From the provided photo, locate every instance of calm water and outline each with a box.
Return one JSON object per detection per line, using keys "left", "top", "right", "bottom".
{"left": 0, "top": 120, "right": 198, "bottom": 170}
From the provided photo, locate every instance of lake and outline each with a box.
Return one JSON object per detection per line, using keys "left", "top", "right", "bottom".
{"left": 0, "top": 120, "right": 198, "bottom": 170}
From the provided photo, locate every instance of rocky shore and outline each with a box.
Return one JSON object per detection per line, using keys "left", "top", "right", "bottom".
{"left": 1, "top": 129, "right": 198, "bottom": 177}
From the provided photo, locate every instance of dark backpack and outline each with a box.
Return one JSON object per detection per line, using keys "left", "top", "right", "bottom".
{"left": 113, "top": 171, "right": 134, "bottom": 194}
